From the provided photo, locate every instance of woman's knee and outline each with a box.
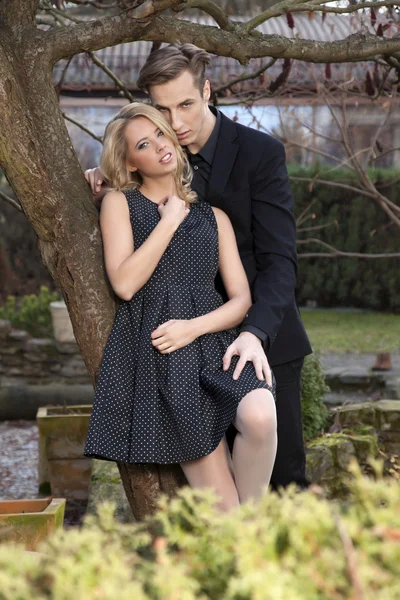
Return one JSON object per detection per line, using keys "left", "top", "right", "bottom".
{"left": 236, "top": 390, "right": 277, "bottom": 443}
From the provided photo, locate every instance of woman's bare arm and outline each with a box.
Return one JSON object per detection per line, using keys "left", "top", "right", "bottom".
{"left": 191, "top": 207, "right": 252, "bottom": 336}
{"left": 100, "top": 191, "right": 180, "bottom": 301}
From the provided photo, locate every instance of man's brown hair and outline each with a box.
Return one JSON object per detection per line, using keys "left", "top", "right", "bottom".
{"left": 137, "top": 44, "right": 211, "bottom": 95}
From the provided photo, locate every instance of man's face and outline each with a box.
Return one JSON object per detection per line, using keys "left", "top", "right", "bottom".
{"left": 149, "top": 70, "right": 211, "bottom": 151}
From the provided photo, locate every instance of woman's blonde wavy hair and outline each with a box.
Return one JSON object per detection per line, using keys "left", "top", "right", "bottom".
{"left": 100, "top": 102, "right": 197, "bottom": 204}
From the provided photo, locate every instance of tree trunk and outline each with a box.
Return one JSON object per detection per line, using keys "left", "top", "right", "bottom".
{"left": 0, "top": 23, "right": 184, "bottom": 520}
{"left": 117, "top": 463, "right": 188, "bottom": 520}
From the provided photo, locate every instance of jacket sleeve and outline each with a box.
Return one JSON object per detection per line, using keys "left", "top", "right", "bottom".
{"left": 239, "top": 138, "right": 297, "bottom": 350}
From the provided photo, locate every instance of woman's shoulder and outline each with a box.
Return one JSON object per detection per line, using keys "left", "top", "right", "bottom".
{"left": 211, "top": 206, "right": 231, "bottom": 229}
{"left": 102, "top": 189, "right": 127, "bottom": 206}
{"left": 100, "top": 190, "right": 129, "bottom": 222}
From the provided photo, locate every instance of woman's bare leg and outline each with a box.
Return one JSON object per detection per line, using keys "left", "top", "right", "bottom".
{"left": 180, "top": 437, "right": 240, "bottom": 512}
{"left": 232, "top": 388, "right": 277, "bottom": 503}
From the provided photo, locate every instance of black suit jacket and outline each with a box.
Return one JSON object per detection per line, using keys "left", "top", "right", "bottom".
{"left": 207, "top": 108, "right": 312, "bottom": 367}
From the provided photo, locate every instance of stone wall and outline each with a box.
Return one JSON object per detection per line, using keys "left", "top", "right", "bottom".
{"left": 0, "top": 319, "right": 90, "bottom": 386}
{"left": 306, "top": 400, "right": 400, "bottom": 498}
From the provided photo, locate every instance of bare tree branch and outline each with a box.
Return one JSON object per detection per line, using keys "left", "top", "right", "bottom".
{"left": 290, "top": 176, "right": 380, "bottom": 200}
{"left": 243, "top": 0, "right": 400, "bottom": 33}
{"left": 87, "top": 51, "right": 136, "bottom": 102}
{"left": 297, "top": 221, "right": 338, "bottom": 233}
{"left": 289, "top": 114, "right": 341, "bottom": 145}
{"left": 0, "top": 188, "right": 23, "bottom": 212}
{"left": 55, "top": 56, "right": 73, "bottom": 96}
{"left": 213, "top": 58, "right": 277, "bottom": 94}
{"left": 296, "top": 197, "right": 316, "bottom": 228}
{"left": 297, "top": 238, "right": 400, "bottom": 259}
{"left": 66, "top": 0, "right": 118, "bottom": 8}
{"left": 173, "top": 0, "right": 235, "bottom": 31}
{"left": 372, "top": 146, "right": 400, "bottom": 162}
{"left": 62, "top": 112, "right": 103, "bottom": 143}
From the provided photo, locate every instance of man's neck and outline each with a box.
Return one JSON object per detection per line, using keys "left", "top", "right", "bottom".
{"left": 187, "top": 107, "right": 216, "bottom": 155}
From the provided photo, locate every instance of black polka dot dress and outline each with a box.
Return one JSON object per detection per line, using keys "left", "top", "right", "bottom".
{"left": 84, "top": 188, "right": 275, "bottom": 465}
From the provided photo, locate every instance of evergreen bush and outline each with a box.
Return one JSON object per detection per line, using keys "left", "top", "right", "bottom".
{"left": 0, "top": 285, "right": 60, "bottom": 338}
{"left": 0, "top": 463, "right": 398, "bottom": 599}
{"left": 301, "top": 354, "right": 330, "bottom": 440}
{"left": 289, "top": 166, "right": 400, "bottom": 312}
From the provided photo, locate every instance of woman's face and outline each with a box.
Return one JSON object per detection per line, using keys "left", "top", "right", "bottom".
{"left": 125, "top": 116, "right": 177, "bottom": 180}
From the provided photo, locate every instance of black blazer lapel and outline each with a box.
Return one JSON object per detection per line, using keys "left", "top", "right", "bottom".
{"left": 208, "top": 110, "right": 239, "bottom": 207}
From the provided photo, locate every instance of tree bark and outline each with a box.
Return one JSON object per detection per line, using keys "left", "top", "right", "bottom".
{"left": 0, "top": 29, "right": 117, "bottom": 382}
{"left": 117, "top": 463, "right": 188, "bottom": 520}
{"left": 0, "top": 13, "right": 190, "bottom": 520}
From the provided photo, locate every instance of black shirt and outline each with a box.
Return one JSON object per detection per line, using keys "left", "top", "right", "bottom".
{"left": 186, "top": 109, "right": 221, "bottom": 202}
{"left": 186, "top": 109, "right": 268, "bottom": 347}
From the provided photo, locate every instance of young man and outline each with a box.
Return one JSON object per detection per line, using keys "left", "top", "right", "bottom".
{"left": 85, "top": 44, "right": 312, "bottom": 489}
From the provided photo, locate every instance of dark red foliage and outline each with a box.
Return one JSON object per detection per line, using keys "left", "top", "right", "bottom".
{"left": 286, "top": 12, "right": 295, "bottom": 29}
{"left": 370, "top": 8, "right": 376, "bottom": 27}
{"left": 365, "top": 71, "right": 375, "bottom": 96}
{"left": 325, "top": 64, "right": 332, "bottom": 80}
{"left": 269, "top": 58, "right": 291, "bottom": 93}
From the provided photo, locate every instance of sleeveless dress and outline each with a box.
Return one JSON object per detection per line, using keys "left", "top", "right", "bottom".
{"left": 84, "top": 188, "right": 275, "bottom": 465}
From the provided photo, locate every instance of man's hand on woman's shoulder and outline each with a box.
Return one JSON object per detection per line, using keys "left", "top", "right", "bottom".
{"left": 84, "top": 166, "right": 108, "bottom": 208}
{"left": 84, "top": 166, "right": 104, "bottom": 193}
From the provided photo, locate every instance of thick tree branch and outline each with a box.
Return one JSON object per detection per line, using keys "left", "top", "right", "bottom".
{"left": 44, "top": 1, "right": 180, "bottom": 64}
{"left": 44, "top": 9, "right": 400, "bottom": 67}
{"left": 0, "top": 0, "right": 38, "bottom": 31}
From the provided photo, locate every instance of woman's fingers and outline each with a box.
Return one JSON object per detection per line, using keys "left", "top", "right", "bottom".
{"left": 159, "top": 346, "right": 175, "bottom": 354}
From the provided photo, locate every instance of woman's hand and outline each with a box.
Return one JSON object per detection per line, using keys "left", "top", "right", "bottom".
{"left": 151, "top": 320, "right": 197, "bottom": 354}
{"left": 158, "top": 195, "right": 189, "bottom": 228}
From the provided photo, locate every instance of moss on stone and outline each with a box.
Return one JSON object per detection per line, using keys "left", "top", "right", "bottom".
{"left": 38, "top": 482, "right": 51, "bottom": 495}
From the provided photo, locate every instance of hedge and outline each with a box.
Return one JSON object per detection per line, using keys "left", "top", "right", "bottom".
{"left": 0, "top": 462, "right": 398, "bottom": 599}
{"left": 289, "top": 167, "right": 400, "bottom": 312}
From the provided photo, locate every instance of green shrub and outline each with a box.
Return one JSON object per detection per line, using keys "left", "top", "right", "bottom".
{"left": 0, "top": 285, "right": 60, "bottom": 338}
{"left": 288, "top": 166, "right": 400, "bottom": 312}
{"left": 0, "top": 463, "right": 398, "bottom": 599}
{"left": 301, "top": 354, "right": 330, "bottom": 440}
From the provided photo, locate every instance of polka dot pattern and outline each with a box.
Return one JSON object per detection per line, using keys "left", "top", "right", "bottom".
{"left": 84, "top": 188, "right": 275, "bottom": 465}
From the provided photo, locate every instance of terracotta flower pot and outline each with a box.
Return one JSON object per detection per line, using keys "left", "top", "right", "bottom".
{"left": 37, "top": 405, "right": 93, "bottom": 501}
{"left": 0, "top": 497, "right": 65, "bottom": 551}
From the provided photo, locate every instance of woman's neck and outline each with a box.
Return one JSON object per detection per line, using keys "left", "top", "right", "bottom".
{"left": 140, "top": 175, "right": 176, "bottom": 203}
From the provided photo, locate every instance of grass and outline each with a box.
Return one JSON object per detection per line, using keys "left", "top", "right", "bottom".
{"left": 300, "top": 309, "right": 400, "bottom": 354}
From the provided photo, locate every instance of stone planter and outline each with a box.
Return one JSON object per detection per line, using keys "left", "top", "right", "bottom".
{"left": 0, "top": 497, "right": 65, "bottom": 550}
{"left": 49, "top": 300, "right": 75, "bottom": 343}
{"left": 37, "top": 405, "right": 93, "bottom": 501}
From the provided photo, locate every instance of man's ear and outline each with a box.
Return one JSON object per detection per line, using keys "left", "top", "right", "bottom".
{"left": 203, "top": 79, "right": 211, "bottom": 102}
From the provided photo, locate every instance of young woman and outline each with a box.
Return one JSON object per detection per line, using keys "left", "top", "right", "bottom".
{"left": 83, "top": 103, "right": 277, "bottom": 511}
